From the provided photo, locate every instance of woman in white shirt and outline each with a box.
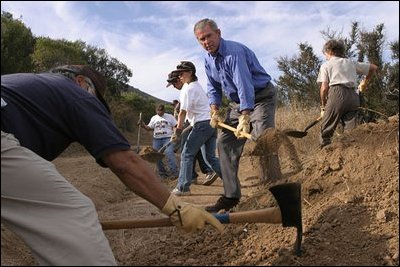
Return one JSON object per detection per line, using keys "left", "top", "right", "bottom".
{"left": 170, "top": 61, "right": 221, "bottom": 195}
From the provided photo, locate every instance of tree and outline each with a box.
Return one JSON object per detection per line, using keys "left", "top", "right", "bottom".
{"left": 275, "top": 42, "right": 322, "bottom": 108}
{"left": 276, "top": 21, "right": 399, "bottom": 117}
{"left": 1, "top": 11, "right": 35, "bottom": 74}
{"left": 83, "top": 45, "right": 132, "bottom": 98}
{"left": 30, "top": 38, "right": 132, "bottom": 98}
{"left": 31, "top": 37, "right": 86, "bottom": 72}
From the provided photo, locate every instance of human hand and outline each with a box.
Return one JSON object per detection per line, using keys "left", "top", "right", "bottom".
{"left": 137, "top": 119, "right": 146, "bottom": 127}
{"left": 234, "top": 114, "right": 250, "bottom": 139}
{"left": 358, "top": 79, "right": 368, "bottom": 92}
{"left": 170, "top": 128, "right": 182, "bottom": 144}
{"left": 161, "top": 194, "right": 224, "bottom": 233}
{"left": 320, "top": 106, "right": 325, "bottom": 118}
{"left": 210, "top": 110, "right": 221, "bottom": 128}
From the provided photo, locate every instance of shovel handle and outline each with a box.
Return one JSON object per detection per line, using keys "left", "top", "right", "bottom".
{"left": 100, "top": 207, "right": 280, "bottom": 230}
{"left": 217, "top": 122, "right": 253, "bottom": 140}
{"left": 303, "top": 116, "right": 322, "bottom": 132}
{"left": 158, "top": 125, "right": 194, "bottom": 153}
{"left": 136, "top": 112, "right": 142, "bottom": 153}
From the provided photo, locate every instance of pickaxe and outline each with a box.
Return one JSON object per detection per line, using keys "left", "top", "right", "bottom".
{"left": 101, "top": 182, "right": 303, "bottom": 256}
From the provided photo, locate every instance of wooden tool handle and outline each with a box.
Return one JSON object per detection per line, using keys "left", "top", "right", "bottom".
{"left": 101, "top": 217, "right": 173, "bottom": 230}
{"left": 217, "top": 122, "right": 253, "bottom": 140}
{"left": 303, "top": 116, "right": 321, "bottom": 132}
{"left": 101, "top": 208, "right": 281, "bottom": 230}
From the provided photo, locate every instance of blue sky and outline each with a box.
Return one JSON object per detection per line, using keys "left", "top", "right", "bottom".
{"left": 2, "top": 1, "right": 399, "bottom": 102}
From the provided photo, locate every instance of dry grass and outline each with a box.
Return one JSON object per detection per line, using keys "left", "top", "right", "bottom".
{"left": 275, "top": 106, "right": 321, "bottom": 156}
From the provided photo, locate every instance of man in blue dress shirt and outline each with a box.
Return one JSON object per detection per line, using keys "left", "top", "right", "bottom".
{"left": 194, "top": 18, "right": 281, "bottom": 212}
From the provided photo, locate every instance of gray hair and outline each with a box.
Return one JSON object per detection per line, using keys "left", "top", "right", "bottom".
{"left": 193, "top": 18, "right": 219, "bottom": 33}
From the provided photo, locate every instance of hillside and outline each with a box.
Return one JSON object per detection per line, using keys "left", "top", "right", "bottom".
{"left": 1, "top": 114, "right": 398, "bottom": 266}
{"left": 126, "top": 85, "right": 172, "bottom": 106}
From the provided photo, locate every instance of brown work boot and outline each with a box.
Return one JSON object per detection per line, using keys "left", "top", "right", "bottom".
{"left": 205, "top": 196, "right": 239, "bottom": 213}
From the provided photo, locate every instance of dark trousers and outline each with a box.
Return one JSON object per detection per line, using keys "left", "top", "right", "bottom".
{"left": 218, "top": 82, "right": 279, "bottom": 199}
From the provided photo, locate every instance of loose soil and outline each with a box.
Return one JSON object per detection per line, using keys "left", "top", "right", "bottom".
{"left": 1, "top": 115, "right": 399, "bottom": 266}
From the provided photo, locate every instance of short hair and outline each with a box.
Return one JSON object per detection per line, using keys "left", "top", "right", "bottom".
{"left": 156, "top": 104, "right": 165, "bottom": 111}
{"left": 194, "top": 18, "right": 219, "bottom": 33}
{"left": 322, "top": 39, "right": 346, "bottom": 58}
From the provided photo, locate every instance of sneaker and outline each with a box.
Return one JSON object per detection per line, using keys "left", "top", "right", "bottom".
{"left": 171, "top": 188, "right": 191, "bottom": 196}
{"left": 205, "top": 196, "right": 239, "bottom": 213}
{"left": 202, "top": 172, "right": 219, "bottom": 186}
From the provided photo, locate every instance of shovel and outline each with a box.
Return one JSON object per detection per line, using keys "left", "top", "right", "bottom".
{"left": 284, "top": 116, "right": 322, "bottom": 138}
{"left": 217, "top": 121, "right": 253, "bottom": 140}
{"left": 157, "top": 125, "right": 193, "bottom": 154}
{"left": 101, "top": 182, "right": 303, "bottom": 256}
{"left": 136, "top": 112, "right": 142, "bottom": 153}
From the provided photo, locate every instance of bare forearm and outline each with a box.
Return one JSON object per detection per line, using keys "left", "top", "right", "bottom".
{"left": 366, "top": 63, "right": 378, "bottom": 81}
{"left": 176, "top": 110, "right": 186, "bottom": 129}
{"left": 103, "top": 150, "right": 170, "bottom": 209}
{"left": 320, "top": 82, "right": 329, "bottom": 106}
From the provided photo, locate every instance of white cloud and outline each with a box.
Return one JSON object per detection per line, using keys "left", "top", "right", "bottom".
{"left": 1, "top": 1, "right": 398, "bottom": 102}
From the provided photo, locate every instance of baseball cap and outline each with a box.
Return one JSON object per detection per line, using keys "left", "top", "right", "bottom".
{"left": 175, "top": 61, "right": 196, "bottom": 74}
{"left": 166, "top": 71, "right": 180, "bottom": 87}
{"left": 50, "top": 65, "right": 111, "bottom": 113}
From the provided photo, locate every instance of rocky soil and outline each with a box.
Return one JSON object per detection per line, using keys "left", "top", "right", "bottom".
{"left": 1, "top": 115, "right": 398, "bottom": 266}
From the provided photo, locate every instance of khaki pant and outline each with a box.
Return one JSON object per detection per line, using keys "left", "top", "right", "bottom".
{"left": 1, "top": 131, "right": 116, "bottom": 266}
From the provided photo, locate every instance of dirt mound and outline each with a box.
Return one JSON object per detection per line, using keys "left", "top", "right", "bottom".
{"left": 1, "top": 115, "right": 398, "bottom": 266}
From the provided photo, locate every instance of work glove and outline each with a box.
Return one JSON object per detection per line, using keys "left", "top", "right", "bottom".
{"left": 161, "top": 194, "right": 224, "bottom": 234}
{"left": 320, "top": 106, "right": 325, "bottom": 118}
{"left": 358, "top": 79, "right": 368, "bottom": 92}
{"left": 234, "top": 114, "right": 251, "bottom": 139}
{"left": 170, "top": 128, "right": 182, "bottom": 144}
{"left": 210, "top": 110, "right": 222, "bottom": 128}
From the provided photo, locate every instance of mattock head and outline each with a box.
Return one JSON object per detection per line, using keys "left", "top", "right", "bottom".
{"left": 269, "top": 182, "right": 303, "bottom": 256}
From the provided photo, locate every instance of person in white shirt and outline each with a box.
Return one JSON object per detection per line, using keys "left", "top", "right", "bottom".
{"left": 169, "top": 61, "right": 221, "bottom": 195}
{"left": 139, "top": 104, "right": 179, "bottom": 179}
{"left": 317, "top": 39, "right": 377, "bottom": 148}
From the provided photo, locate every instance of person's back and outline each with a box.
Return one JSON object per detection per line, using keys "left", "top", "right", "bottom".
{"left": 1, "top": 72, "right": 129, "bottom": 163}
{"left": 317, "top": 39, "right": 377, "bottom": 148}
{"left": 1, "top": 65, "right": 224, "bottom": 265}
{"left": 180, "top": 80, "right": 210, "bottom": 125}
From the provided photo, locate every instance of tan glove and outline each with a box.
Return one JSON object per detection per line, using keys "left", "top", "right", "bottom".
{"left": 358, "top": 79, "right": 368, "bottom": 92}
{"left": 234, "top": 114, "right": 251, "bottom": 139}
{"left": 161, "top": 194, "right": 224, "bottom": 234}
{"left": 320, "top": 106, "right": 325, "bottom": 118}
{"left": 210, "top": 110, "right": 221, "bottom": 128}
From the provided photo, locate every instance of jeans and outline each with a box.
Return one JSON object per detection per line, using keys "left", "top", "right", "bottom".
{"left": 176, "top": 120, "right": 221, "bottom": 192}
{"left": 152, "top": 137, "right": 178, "bottom": 178}
{"left": 180, "top": 123, "right": 213, "bottom": 178}
{"left": 194, "top": 145, "right": 213, "bottom": 177}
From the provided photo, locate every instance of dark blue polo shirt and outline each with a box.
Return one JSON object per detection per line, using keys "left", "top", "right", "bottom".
{"left": 1, "top": 73, "right": 131, "bottom": 167}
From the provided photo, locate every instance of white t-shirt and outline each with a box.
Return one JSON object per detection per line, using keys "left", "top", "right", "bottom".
{"left": 179, "top": 81, "right": 210, "bottom": 126}
{"left": 317, "top": 56, "right": 371, "bottom": 88}
{"left": 147, "top": 113, "right": 177, "bottom": 139}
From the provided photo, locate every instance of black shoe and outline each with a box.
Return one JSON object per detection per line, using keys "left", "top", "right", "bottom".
{"left": 202, "top": 172, "right": 218, "bottom": 186}
{"left": 205, "top": 196, "right": 239, "bottom": 213}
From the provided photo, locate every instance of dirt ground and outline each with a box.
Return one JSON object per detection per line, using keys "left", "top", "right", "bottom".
{"left": 1, "top": 115, "right": 399, "bottom": 266}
